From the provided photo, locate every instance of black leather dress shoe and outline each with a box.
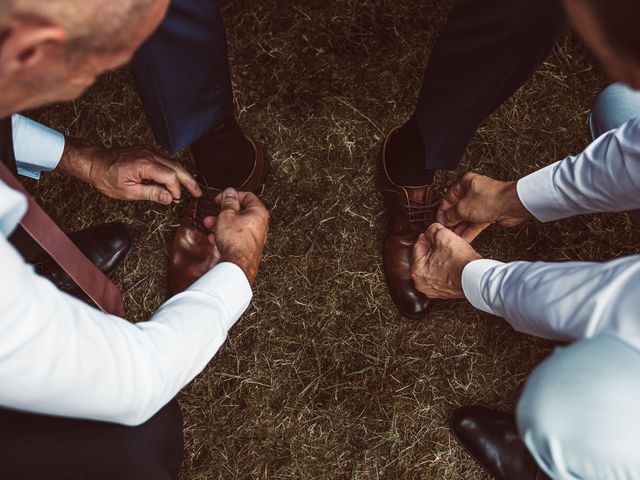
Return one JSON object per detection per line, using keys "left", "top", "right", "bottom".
{"left": 32, "top": 222, "right": 133, "bottom": 293}
{"left": 450, "top": 405, "right": 550, "bottom": 480}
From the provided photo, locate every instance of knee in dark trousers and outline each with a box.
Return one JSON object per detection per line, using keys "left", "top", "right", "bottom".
{"left": 414, "top": 0, "right": 567, "bottom": 170}
{"left": 0, "top": 400, "right": 184, "bottom": 480}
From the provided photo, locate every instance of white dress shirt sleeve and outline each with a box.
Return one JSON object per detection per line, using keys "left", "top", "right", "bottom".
{"left": 11, "top": 114, "right": 65, "bottom": 180}
{"left": 461, "top": 116, "right": 640, "bottom": 349}
{"left": 462, "top": 256, "right": 640, "bottom": 351}
{"left": 0, "top": 234, "right": 252, "bottom": 426}
{"left": 517, "top": 116, "right": 640, "bottom": 222}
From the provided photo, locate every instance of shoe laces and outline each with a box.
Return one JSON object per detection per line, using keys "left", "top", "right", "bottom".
{"left": 193, "top": 192, "right": 220, "bottom": 232}
{"left": 405, "top": 200, "right": 439, "bottom": 224}
{"left": 380, "top": 188, "right": 438, "bottom": 224}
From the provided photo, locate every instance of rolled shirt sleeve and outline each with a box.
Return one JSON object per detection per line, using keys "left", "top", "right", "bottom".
{"left": 461, "top": 259, "right": 504, "bottom": 315}
{"left": 461, "top": 254, "right": 640, "bottom": 353}
{"left": 516, "top": 116, "right": 640, "bottom": 222}
{"left": 0, "top": 214, "right": 253, "bottom": 427}
{"left": 11, "top": 114, "right": 65, "bottom": 180}
{"left": 466, "top": 106, "right": 640, "bottom": 351}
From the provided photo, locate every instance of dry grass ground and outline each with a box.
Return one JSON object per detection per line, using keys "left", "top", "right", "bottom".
{"left": 26, "top": 0, "right": 640, "bottom": 478}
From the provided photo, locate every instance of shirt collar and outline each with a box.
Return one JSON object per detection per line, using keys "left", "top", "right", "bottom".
{"left": 0, "top": 179, "right": 27, "bottom": 237}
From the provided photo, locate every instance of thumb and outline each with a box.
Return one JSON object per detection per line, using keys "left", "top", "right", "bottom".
{"left": 412, "top": 233, "right": 431, "bottom": 266}
{"left": 437, "top": 204, "right": 464, "bottom": 227}
{"left": 220, "top": 188, "right": 241, "bottom": 214}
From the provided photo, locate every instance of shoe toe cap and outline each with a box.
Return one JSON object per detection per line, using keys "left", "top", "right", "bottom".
{"left": 106, "top": 222, "right": 133, "bottom": 253}
{"left": 91, "top": 222, "right": 134, "bottom": 273}
{"left": 396, "top": 288, "right": 430, "bottom": 319}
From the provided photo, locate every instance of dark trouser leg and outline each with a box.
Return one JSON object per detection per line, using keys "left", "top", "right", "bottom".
{"left": 415, "top": 0, "right": 567, "bottom": 170}
{"left": 131, "top": 0, "right": 255, "bottom": 188}
{"left": 8, "top": 225, "right": 42, "bottom": 261}
{"left": 0, "top": 401, "right": 184, "bottom": 480}
{"left": 131, "top": 0, "right": 234, "bottom": 153}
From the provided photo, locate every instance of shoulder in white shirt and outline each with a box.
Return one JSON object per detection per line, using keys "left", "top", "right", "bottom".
{"left": 0, "top": 179, "right": 252, "bottom": 426}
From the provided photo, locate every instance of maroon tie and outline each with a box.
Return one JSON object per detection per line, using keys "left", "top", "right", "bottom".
{"left": 0, "top": 161, "right": 125, "bottom": 316}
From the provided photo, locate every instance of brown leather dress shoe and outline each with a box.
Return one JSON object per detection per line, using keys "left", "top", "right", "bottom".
{"left": 378, "top": 127, "right": 435, "bottom": 319}
{"left": 450, "top": 406, "right": 550, "bottom": 480}
{"left": 168, "top": 136, "right": 269, "bottom": 294}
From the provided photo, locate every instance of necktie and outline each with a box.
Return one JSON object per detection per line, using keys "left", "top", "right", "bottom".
{"left": 0, "top": 118, "right": 125, "bottom": 316}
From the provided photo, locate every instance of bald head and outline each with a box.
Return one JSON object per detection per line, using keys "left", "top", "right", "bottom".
{"left": 0, "top": 0, "right": 169, "bottom": 117}
{"left": 0, "top": 0, "right": 158, "bottom": 53}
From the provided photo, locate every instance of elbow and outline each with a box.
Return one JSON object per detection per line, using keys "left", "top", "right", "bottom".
{"left": 114, "top": 398, "right": 167, "bottom": 427}
{"left": 106, "top": 370, "right": 172, "bottom": 427}
{"left": 121, "top": 409, "right": 159, "bottom": 427}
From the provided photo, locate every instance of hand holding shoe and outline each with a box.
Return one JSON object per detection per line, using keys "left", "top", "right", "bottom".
{"left": 203, "top": 188, "right": 269, "bottom": 286}
{"left": 58, "top": 137, "right": 202, "bottom": 205}
{"left": 411, "top": 223, "right": 482, "bottom": 299}
{"left": 436, "top": 173, "right": 531, "bottom": 242}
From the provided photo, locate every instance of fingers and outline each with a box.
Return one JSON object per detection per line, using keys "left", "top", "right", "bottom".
{"left": 438, "top": 205, "right": 465, "bottom": 228}
{"left": 426, "top": 221, "right": 469, "bottom": 248}
{"left": 425, "top": 222, "right": 448, "bottom": 243}
{"left": 153, "top": 154, "right": 202, "bottom": 198}
{"left": 452, "top": 222, "right": 469, "bottom": 237}
{"left": 215, "top": 190, "right": 269, "bottom": 220}
{"left": 133, "top": 184, "right": 174, "bottom": 205}
{"left": 203, "top": 216, "right": 217, "bottom": 230}
{"left": 458, "top": 222, "right": 491, "bottom": 243}
{"left": 437, "top": 174, "right": 473, "bottom": 226}
{"left": 138, "top": 161, "right": 183, "bottom": 201}
{"left": 438, "top": 177, "right": 465, "bottom": 211}
{"left": 237, "top": 191, "right": 266, "bottom": 211}
{"left": 219, "top": 188, "right": 241, "bottom": 214}
{"left": 134, "top": 147, "right": 203, "bottom": 200}
{"left": 411, "top": 233, "right": 431, "bottom": 266}
{"left": 410, "top": 233, "right": 433, "bottom": 290}
{"left": 207, "top": 233, "right": 222, "bottom": 262}
{"left": 215, "top": 190, "right": 261, "bottom": 208}
{"left": 451, "top": 220, "right": 491, "bottom": 243}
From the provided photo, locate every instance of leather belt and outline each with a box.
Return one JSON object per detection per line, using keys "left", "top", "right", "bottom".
{"left": 0, "top": 161, "right": 125, "bottom": 316}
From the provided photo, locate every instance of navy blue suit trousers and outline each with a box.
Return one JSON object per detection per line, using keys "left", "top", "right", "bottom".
{"left": 131, "top": 0, "right": 234, "bottom": 153}
{"left": 131, "top": 0, "right": 567, "bottom": 172}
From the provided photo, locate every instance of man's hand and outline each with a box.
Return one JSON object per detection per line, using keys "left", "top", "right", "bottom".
{"left": 202, "top": 188, "right": 269, "bottom": 286}
{"left": 58, "top": 138, "right": 202, "bottom": 205}
{"left": 436, "top": 173, "right": 532, "bottom": 242}
{"left": 411, "top": 223, "right": 482, "bottom": 299}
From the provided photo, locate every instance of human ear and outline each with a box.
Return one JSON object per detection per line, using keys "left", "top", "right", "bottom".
{"left": 0, "top": 24, "right": 67, "bottom": 77}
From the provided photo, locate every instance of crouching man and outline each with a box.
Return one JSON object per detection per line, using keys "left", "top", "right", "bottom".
{"left": 0, "top": 1, "right": 268, "bottom": 479}
{"left": 410, "top": 0, "right": 640, "bottom": 477}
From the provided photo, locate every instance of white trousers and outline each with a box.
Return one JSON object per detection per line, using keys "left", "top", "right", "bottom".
{"left": 517, "top": 336, "right": 640, "bottom": 480}
{"left": 516, "top": 83, "right": 640, "bottom": 480}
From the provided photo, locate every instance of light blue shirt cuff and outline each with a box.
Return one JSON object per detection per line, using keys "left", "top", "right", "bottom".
{"left": 462, "top": 259, "right": 504, "bottom": 315}
{"left": 12, "top": 114, "right": 65, "bottom": 180}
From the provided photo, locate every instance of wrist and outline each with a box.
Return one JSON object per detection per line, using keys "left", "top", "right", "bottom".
{"left": 496, "top": 181, "right": 532, "bottom": 226}
{"left": 220, "top": 251, "right": 258, "bottom": 286}
{"left": 456, "top": 253, "right": 483, "bottom": 292}
{"left": 57, "top": 137, "right": 97, "bottom": 185}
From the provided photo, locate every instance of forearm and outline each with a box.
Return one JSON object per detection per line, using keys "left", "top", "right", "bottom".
{"left": 11, "top": 115, "right": 105, "bottom": 187}
{"left": 56, "top": 137, "right": 98, "bottom": 184}
{"left": 462, "top": 255, "right": 640, "bottom": 343}
{"left": 517, "top": 117, "right": 640, "bottom": 222}
{"left": 0, "top": 237, "right": 251, "bottom": 426}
